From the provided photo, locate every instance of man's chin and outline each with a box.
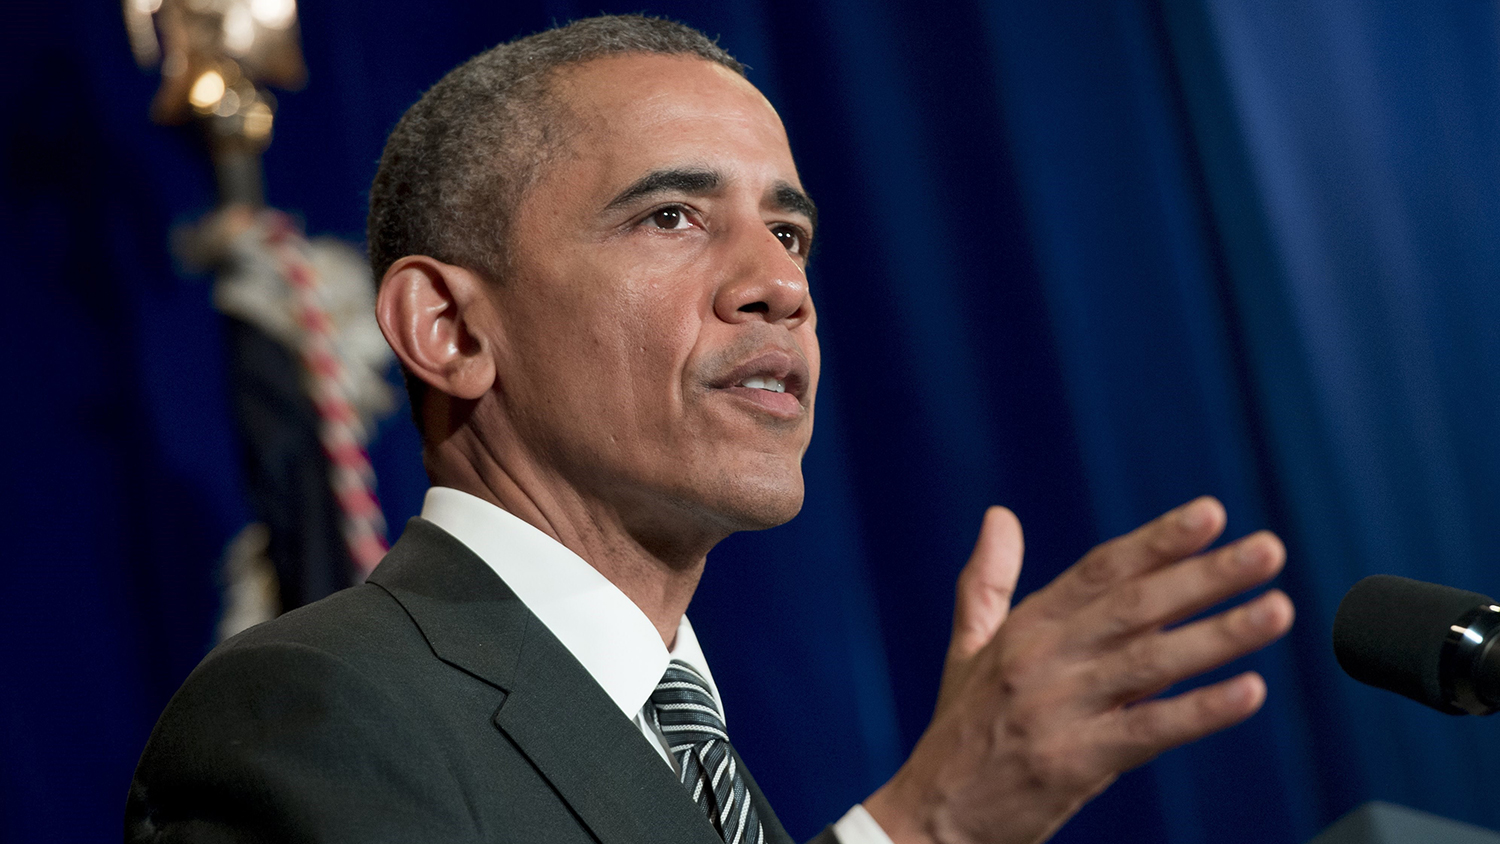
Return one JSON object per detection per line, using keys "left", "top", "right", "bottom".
{"left": 652, "top": 467, "right": 806, "bottom": 537}
{"left": 623, "top": 476, "right": 804, "bottom": 568}
{"left": 707, "top": 473, "right": 806, "bottom": 533}
{"left": 721, "top": 490, "right": 804, "bottom": 533}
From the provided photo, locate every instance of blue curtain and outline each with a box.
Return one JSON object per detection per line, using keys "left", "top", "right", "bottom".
{"left": 4, "top": 1, "right": 1499, "bottom": 841}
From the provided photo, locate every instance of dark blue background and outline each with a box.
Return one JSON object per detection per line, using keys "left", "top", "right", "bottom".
{"left": 5, "top": 1, "right": 1500, "bottom": 842}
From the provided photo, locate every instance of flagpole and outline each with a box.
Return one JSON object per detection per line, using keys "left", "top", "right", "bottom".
{"left": 126, "top": 0, "right": 394, "bottom": 635}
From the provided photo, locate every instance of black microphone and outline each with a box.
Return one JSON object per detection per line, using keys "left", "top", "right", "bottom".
{"left": 1333, "top": 575, "right": 1500, "bottom": 715}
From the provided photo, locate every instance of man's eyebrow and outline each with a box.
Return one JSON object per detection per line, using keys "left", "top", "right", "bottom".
{"left": 770, "top": 181, "right": 818, "bottom": 232}
{"left": 604, "top": 168, "right": 722, "bottom": 211}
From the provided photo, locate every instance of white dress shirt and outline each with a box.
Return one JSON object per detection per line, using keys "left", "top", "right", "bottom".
{"left": 420, "top": 487, "right": 892, "bottom": 844}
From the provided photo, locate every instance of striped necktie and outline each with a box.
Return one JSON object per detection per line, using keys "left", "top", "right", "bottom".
{"left": 650, "top": 660, "right": 765, "bottom": 844}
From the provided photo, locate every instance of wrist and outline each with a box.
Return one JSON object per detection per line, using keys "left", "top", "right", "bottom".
{"left": 864, "top": 767, "right": 943, "bottom": 844}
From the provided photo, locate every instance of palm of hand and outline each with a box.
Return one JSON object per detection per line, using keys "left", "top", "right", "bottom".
{"left": 868, "top": 499, "right": 1293, "bottom": 844}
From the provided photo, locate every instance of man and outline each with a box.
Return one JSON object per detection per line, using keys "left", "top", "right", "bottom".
{"left": 127, "top": 15, "right": 1293, "bottom": 844}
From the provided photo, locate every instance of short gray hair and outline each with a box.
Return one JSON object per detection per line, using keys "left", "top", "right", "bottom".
{"left": 366, "top": 14, "right": 745, "bottom": 287}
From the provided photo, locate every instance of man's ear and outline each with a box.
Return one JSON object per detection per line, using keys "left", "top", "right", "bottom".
{"left": 375, "top": 256, "right": 497, "bottom": 401}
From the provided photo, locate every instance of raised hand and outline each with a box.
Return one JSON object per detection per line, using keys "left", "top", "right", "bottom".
{"left": 864, "top": 497, "right": 1293, "bottom": 844}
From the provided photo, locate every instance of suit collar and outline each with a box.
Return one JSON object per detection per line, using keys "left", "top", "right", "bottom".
{"left": 416, "top": 487, "right": 728, "bottom": 725}
{"left": 366, "top": 518, "right": 529, "bottom": 691}
{"left": 368, "top": 519, "right": 724, "bottom": 844}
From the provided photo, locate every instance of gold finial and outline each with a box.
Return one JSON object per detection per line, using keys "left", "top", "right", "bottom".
{"left": 124, "top": 0, "right": 306, "bottom": 152}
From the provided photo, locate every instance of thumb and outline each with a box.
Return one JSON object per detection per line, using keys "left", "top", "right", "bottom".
{"left": 949, "top": 506, "right": 1024, "bottom": 662}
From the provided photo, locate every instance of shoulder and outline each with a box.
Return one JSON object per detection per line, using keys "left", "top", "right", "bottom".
{"left": 220, "top": 580, "right": 419, "bottom": 663}
{"left": 127, "top": 586, "right": 485, "bottom": 843}
{"left": 149, "top": 580, "right": 435, "bottom": 719}
{"left": 140, "top": 583, "right": 437, "bottom": 770}
{"left": 126, "top": 521, "right": 531, "bottom": 842}
{"left": 210, "top": 514, "right": 499, "bottom": 671}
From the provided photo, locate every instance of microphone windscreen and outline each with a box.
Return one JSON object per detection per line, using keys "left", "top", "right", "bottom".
{"left": 1332, "top": 575, "right": 1494, "bottom": 712}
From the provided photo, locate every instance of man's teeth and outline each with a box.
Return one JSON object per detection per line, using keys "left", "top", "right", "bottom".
{"left": 739, "top": 375, "right": 787, "bottom": 393}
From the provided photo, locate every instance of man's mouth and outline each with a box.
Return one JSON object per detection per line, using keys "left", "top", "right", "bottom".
{"left": 738, "top": 375, "right": 787, "bottom": 393}
{"left": 709, "top": 348, "right": 811, "bottom": 420}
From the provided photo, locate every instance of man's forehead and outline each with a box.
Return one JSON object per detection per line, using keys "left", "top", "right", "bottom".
{"left": 548, "top": 54, "right": 800, "bottom": 189}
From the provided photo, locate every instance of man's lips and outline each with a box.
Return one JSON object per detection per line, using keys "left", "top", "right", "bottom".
{"left": 708, "top": 349, "right": 811, "bottom": 418}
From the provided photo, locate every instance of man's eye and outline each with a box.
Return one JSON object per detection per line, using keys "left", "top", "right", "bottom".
{"left": 773, "top": 225, "right": 806, "bottom": 256}
{"left": 647, "top": 207, "right": 691, "bottom": 230}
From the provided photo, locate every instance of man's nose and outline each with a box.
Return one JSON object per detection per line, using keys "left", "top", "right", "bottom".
{"left": 713, "top": 227, "right": 812, "bottom": 327}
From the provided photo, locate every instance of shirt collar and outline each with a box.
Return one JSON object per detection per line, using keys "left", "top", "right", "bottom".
{"left": 419, "top": 487, "right": 723, "bottom": 722}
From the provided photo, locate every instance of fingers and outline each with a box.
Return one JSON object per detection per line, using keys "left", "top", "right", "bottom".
{"left": 866, "top": 502, "right": 1288, "bottom": 844}
{"left": 949, "top": 506, "right": 1025, "bottom": 662}
{"left": 1036, "top": 497, "right": 1227, "bottom": 619}
{"left": 1088, "top": 589, "right": 1294, "bottom": 706}
{"left": 1098, "top": 671, "right": 1268, "bottom": 773}
{"left": 1078, "top": 530, "right": 1286, "bottom": 644}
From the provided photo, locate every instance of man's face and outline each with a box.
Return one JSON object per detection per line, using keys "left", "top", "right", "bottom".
{"left": 485, "top": 53, "right": 820, "bottom": 546}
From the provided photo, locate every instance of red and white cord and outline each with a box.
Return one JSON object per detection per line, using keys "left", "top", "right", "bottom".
{"left": 263, "top": 211, "right": 389, "bottom": 575}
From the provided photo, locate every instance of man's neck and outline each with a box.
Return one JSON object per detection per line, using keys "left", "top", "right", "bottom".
{"left": 425, "top": 442, "right": 714, "bottom": 647}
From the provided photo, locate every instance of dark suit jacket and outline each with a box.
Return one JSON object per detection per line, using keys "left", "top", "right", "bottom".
{"left": 127, "top": 519, "right": 838, "bottom": 844}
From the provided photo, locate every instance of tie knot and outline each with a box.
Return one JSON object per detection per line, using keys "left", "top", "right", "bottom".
{"left": 651, "top": 659, "right": 727, "bottom": 740}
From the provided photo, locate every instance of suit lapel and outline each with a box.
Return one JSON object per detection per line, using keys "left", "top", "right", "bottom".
{"left": 369, "top": 519, "right": 722, "bottom": 844}
{"left": 495, "top": 617, "right": 722, "bottom": 844}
